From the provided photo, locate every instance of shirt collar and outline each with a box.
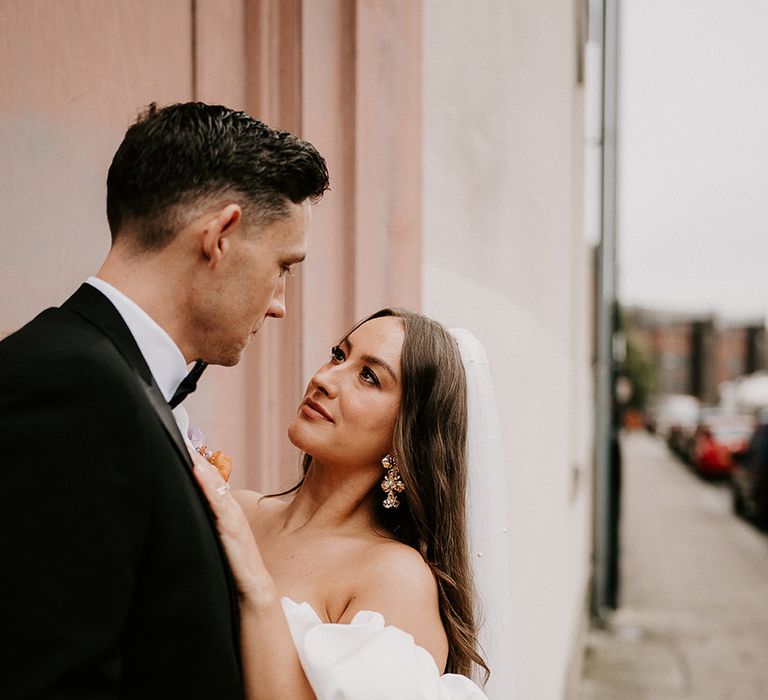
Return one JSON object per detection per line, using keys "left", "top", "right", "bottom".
{"left": 86, "top": 276, "right": 188, "bottom": 403}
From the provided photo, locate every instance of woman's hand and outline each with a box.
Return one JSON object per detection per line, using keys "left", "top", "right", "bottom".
{"left": 191, "top": 450, "right": 316, "bottom": 699}
{"left": 190, "top": 451, "right": 278, "bottom": 608}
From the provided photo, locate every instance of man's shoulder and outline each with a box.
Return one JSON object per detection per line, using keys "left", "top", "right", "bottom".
{"left": 0, "top": 304, "right": 131, "bottom": 389}
{"left": 1, "top": 283, "right": 123, "bottom": 349}
{"left": 2, "top": 304, "right": 109, "bottom": 354}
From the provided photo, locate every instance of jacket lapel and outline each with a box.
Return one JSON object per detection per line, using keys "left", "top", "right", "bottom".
{"left": 62, "top": 284, "right": 242, "bottom": 663}
{"left": 138, "top": 379, "right": 194, "bottom": 463}
{"left": 62, "top": 284, "right": 193, "bottom": 465}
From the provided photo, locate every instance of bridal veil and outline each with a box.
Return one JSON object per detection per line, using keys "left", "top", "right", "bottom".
{"left": 450, "top": 329, "right": 515, "bottom": 697}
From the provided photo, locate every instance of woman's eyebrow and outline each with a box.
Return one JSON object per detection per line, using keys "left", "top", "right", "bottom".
{"left": 341, "top": 338, "right": 398, "bottom": 384}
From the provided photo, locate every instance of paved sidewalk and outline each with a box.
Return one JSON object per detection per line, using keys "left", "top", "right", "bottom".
{"left": 577, "top": 431, "right": 768, "bottom": 700}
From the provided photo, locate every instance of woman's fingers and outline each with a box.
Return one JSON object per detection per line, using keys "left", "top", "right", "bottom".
{"left": 210, "top": 450, "right": 233, "bottom": 481}
{"left": 190, "top": 450, "right": 276, "bottom": 602}
{"left": 191, "top": 449, "right": 227, "bottom": 497}
{"left": 190, "top": 451, "right": 243, "bottom": 534}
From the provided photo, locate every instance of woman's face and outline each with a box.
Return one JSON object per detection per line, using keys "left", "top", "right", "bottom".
{"left": 287, "top": 316, "right": 404, "bottom": 469}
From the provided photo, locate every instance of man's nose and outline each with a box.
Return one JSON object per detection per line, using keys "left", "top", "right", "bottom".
{"left": 267, "top": 277, "right": 287, "bottom": 319}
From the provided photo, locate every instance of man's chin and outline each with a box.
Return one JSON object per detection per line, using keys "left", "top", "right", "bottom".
{"left": 201, "top": 331, "right": 258, "bottom": 367}
{"left": 218, "top": 355, "right": 241, "bottom": 368}
{"left": 204, "top": 344, "right": 246, "bottom": 368}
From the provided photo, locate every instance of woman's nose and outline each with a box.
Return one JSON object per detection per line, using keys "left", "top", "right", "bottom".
{"left": 310, "top": 363, "right": 339, "bottom": 398}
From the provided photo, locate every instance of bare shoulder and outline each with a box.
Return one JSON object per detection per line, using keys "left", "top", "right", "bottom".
{"left": 231, "top": 488, "right": 262, "bottom": 510}
{"left": 342, "top": 539, "right": 448, "bottom": 670}
{"left": 359, "top": 539, "right": 438, "bottom": 598}
{"left": 232, "top": 489, "right": 273, "bottom": 522}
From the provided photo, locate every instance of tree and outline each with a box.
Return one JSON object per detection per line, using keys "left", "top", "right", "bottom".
{"left": 622, "top": 332, "right": 656, "bottom": 412}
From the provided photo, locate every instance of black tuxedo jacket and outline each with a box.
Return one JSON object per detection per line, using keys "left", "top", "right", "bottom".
{"left": 0, "top": 285, "right": 244, "bottom": 699}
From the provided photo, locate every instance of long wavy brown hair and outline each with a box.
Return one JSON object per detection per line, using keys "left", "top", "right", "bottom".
{"left": 276, "top": 308, "right": 489, "bottom": 682}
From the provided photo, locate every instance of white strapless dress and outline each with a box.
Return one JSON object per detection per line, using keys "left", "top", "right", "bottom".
{"left": 281, "top": 598, "right": 488, "bottom": 699}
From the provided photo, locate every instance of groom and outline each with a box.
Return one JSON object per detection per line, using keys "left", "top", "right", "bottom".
{"left": 0, "top": 102, "right": 328, "bottom": 698}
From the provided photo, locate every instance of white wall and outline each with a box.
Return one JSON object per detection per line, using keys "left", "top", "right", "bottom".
{"left": 421, "top": 2, "right": 594, "bottom": 697}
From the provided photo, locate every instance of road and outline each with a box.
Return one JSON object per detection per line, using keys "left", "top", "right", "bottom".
{"left": 578, "top": 430, "right": 768, "bottom": 699}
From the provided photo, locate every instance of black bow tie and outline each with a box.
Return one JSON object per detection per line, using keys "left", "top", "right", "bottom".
{"left": 169, "top": 360, "right": 208, "bottom": 408}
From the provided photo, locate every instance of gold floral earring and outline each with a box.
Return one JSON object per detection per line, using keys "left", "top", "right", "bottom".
{"left": 380, "top": 454, "right": 405, "bottom": 509}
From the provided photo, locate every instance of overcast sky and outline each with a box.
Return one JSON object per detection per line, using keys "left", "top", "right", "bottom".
{"left": 618, "top": 0, "right": 768, "bottom": 322}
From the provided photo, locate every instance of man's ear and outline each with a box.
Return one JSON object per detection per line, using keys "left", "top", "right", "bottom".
{"left": 201, "top": 203, "right": 242, "bottom": 266}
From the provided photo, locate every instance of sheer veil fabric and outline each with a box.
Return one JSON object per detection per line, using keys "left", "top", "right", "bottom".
{"left": 449, "top": 329, "right": 515, "bottom": 697}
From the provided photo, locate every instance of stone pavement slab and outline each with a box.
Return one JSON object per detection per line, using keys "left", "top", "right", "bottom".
{"left": 577, "top": 431, "right": 768, "bottom": 700}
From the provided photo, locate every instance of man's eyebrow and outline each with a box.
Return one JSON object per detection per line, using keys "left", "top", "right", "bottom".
{"left": 340, "top": 337, "right": 398, "bottom": 384}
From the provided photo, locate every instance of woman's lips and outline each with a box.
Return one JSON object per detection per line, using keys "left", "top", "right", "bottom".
{"left": 301, "top": 398, "right": 334, "bottom": 422}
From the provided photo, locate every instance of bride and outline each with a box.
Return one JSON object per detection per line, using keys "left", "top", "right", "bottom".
{"left": 193, "top": 308, "right": 490, "bottom": 698}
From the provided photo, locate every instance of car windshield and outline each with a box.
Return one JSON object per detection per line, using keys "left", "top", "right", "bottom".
{"left": 711, "top": 426, "right": 752, "bottom": 441}
{"left": 707, "top": 418, "right": 754, "bottom": 443}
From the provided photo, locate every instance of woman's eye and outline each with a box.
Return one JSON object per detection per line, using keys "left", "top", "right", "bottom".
{"left": 279, "top": 265, "right": 293, "bottom": 278}
{"left": 330, "top": 345, "right": 345, "bottom": 362}
{"left": 361, "top": 366, "right": 380, "bottom": 387}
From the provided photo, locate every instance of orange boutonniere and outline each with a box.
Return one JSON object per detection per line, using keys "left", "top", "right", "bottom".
{"left": 208, "top": 450, "right": 232, "bottom": 482}
{"left": 188, "top": 426, "right": 232, "bottom": 481}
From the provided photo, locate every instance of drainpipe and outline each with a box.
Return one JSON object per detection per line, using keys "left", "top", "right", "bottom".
{"left": 592, "top": 0, "right": 620, "bottom": 619}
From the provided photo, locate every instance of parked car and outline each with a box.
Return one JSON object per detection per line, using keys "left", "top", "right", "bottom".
{"left": 688, "top": 415, "right": 754, "bottom": 478}
{"left": 731, "top": 422, "right": 768, "bottom": 527}
{"left": 670, "top": 406, "right": 721, "bottom": 462}
{"left": 668, "top": 423, "right": 693, "bottom": 461}
{"left": 647, "top": 394, "right": 700, "bottom": 440}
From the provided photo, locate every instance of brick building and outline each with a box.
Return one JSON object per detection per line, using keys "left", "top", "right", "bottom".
{"left": 625, "top": 307, "right": 768, "bottom": 405}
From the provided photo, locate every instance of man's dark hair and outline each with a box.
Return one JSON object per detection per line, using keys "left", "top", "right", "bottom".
{"left": 106, "top": 102, "right": 329, "bottom": 250}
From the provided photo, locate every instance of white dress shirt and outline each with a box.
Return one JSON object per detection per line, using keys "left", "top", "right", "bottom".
{"left": 86, "top": 276, "right": 192, "bottom": 440}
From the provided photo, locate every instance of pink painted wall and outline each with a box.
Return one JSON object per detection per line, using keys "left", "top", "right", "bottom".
{"left": 300, "top": 0, "right": 422, "bottom": 381}
{"left": 0, "top": 0, "right": 193, "bottom": 334}
{"left": 0, "top": 0, "right": 421, "bottom": 492}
